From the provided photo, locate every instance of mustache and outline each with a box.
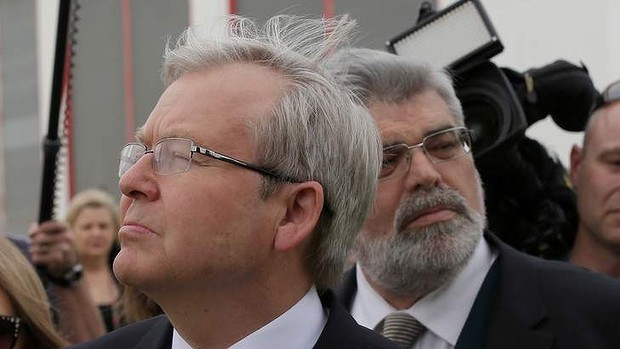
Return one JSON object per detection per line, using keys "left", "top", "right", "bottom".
{"left": 394, "top": 186, "right": 470, "bottom": 233}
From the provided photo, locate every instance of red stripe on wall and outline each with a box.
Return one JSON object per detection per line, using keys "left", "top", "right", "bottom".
{"left": 323, "top": 0, "right": 335, "bottom": 18}
{"left": 121, "top": 0, "right": 135, "bottom": 143}
{"left": 229, "top": 0, "right": 237, "bottom": 14}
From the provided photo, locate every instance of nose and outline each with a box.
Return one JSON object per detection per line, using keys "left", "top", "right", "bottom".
{"left": 119, "top": 152, "right": 160, "bottom": 202}
{"left": 403, "top": 147, "right": 442, "bottom": 191}
{"left": 92, "top": 225, "right": 105, "bottom": 237}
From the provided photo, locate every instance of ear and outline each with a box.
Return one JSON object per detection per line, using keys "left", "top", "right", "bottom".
{"left": 569, "top": 144, "right": 583, "bottom": 188}
{"left": 274, "top": 181, "right": 324, "bottom": 252}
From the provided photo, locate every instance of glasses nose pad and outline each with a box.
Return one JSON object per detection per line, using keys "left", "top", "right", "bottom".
{"left": 403, "top": 147, "right": 416, "bottom": 174}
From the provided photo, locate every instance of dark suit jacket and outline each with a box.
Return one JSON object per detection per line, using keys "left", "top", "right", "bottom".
{"left": 337, "top": 233, "right": 620, "bottom": 349}
{"left": 69, "top": 290, "right": 400, "bottom": 349}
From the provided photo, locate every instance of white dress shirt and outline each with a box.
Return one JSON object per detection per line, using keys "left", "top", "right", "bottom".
{"left": 351, "top": 236, "right": 497, "bottom": 349}
{"left": 171, "top": 286, "right": 327, "bottom": 349}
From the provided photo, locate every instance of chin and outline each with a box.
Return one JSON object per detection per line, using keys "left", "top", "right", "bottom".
{"left": 112, "top": 249, "right": 138, "bottom": 284}
{"left": 113, "top": 249, "right": 163, "bottom": 291}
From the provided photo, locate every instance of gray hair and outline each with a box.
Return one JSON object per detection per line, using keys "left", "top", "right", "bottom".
{"left": 326, "top": 48, "right": 465, "bottom": 125}
{"left": 161, "top": 15, "right": 382, "bottom": 289}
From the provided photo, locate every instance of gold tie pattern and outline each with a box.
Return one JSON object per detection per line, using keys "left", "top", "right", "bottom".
{"left": 377, "top": 311, "right": 425, "bottom": 348}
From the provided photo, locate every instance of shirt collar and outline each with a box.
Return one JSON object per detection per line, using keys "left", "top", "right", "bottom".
{"left": 353, "top": 236, "right": 497, "bottom": 346}
{"left": 171, "top": 286, "right": 327, "bottom": 349}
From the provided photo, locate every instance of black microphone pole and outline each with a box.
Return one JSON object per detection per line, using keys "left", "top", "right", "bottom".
{"left": 39, "top": 0, "right": 72, "bottom": 223}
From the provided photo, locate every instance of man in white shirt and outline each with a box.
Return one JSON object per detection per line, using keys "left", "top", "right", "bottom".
{"left": 328, "top": 48, "right": 620, "bottom": 349}
{"left": 69, "top": 16, "right": 400, "bottom": 349}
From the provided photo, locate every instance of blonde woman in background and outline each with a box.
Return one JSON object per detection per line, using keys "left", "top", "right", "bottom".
{"left": 0, "top": 235, "right": 67, "bottom": 348}
{"left": 65, "top": 189, "right": 121, "bottom": 332}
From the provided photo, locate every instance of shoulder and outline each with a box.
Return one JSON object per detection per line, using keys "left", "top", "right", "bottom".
{"left": 493, "top": 233, "right": 620, "bottom": 312}
{"left": 534, "top": 257, "right": 620, "bottom": 308}
{"left": 488, "top": 234, "right": 620, "bottom": 346}
{"left": 315, "top": 290, "right": 401, "bottom": 349}
{"left": 67, "top": 315, "right": 172, "bottom": 349}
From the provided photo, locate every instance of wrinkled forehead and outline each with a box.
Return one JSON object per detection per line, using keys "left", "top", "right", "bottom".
{"left": 134, "top": 63, "right": 288, "bottom": 147}
{"left": 369, "top": 91, "right": 460, "bottom": 144}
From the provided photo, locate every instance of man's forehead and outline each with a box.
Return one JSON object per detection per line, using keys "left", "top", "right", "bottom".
{"left": 131, "top": 64, "right": 285, "bottom": 146}
{"left": 590, "top": 105, "right": 620, "bottom": 134}
{"left": 585, "top": 106, "right": 620, "bottom": 151}
{"left": 369, "top": 92, "right": 458, "bottom": 142}
{"left": 133, "top": 118, "right": 251, "bottom": 149}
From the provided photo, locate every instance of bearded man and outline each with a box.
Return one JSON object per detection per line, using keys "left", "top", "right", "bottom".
{"left": 328, "top": 48, "right": 620, "bottom": 349}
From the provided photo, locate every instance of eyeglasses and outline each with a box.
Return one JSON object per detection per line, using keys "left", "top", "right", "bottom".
{"left": 591, "top": 79, "right": 620, "bottom": 113}
{"left": 379, "top": 126, "right": 472, "bottom": 181}
{"left": 0, "top": 316, "right": 20, "bottom": 349}
{"left": 118, "top": 137, "right": 298, "bottom": 182}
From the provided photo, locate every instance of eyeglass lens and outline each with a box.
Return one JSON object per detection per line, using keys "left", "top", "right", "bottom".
{"left": 119, "top": 138, "right": 196, "bottom": 177}
{"left": 153, "top": 138, "right": 192, "bottom": 175}
{"left": 424, "top": 128, "right": 471, "bottom": 160}
{"left": 379, "top": 127, "right": 471, "bottom": 180}
{"left": 0, "top": 316, "right": 20, "bottom": 349}
{"left": 119, "top": 144, "right": 144, "bottom": 177}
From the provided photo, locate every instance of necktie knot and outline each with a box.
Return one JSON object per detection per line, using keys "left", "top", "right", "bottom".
{"left": 376, "top": 311, "right": 425, "bottom": 348}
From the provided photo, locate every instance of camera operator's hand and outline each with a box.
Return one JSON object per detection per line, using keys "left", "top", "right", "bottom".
{"left": 29, "top": 221, "right": 106, "bottom": 343}
{"left": 28, "top": 221, "right": 79, "bottom": 280}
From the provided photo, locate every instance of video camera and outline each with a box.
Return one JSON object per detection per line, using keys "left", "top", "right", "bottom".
{"left": 386, "top": 0, "right": 599, "bottom": 258}
{"left": 386, "top": 0, "right": 598, "bottom": 158}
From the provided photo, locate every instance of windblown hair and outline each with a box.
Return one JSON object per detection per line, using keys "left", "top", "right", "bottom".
{"left": 326, "top": 48, "right": 465, "bottom": 125}
{"left": 161, "top": 15, "right": 382, "bottom": 288}
{"left": 0, "top": 236, "right": 67, "bottom": 348}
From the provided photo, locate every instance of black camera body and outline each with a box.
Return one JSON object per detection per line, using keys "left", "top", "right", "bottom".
{"left": 454, "top": 61, "right": 527, "bottom": 159}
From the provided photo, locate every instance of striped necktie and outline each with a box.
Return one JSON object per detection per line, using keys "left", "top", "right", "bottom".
{"left": 376, "top": 311, "right": 425, "bottom": 348}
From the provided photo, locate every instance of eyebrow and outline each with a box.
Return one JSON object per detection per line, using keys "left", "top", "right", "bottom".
{"left": 133, "top": 129, "right": 207, "bottom": 149}
{"left": 600, "top": 147, "right": 620, "bottom": 158}
{"left": 135, "top": 127, "right": 147, "bottom": 144}
{"left": 382, "top": 123, "right": 457, "bottom": 147}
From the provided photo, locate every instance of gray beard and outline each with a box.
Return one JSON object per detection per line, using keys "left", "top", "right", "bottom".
{"left": 355, "top": 186, "right": 485, "bottom": 298}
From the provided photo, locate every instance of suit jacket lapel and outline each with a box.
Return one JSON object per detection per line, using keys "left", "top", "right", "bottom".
{"left": 455, "top": 260, "right": 500, "bottom": 349}
{"left": 484, "top": 233, "right": 554, "bottom": 349}
{"left": 314, "top": 290, "right": 355, "bottom": 348}
{"left": 314, "top": 290, "right": 399, "bottom": 349}
{"left": 133, "top": 315, "right": 174, "bottom": 349}
{"left": 336, "top": 267, "right": 357, "bottom": 311}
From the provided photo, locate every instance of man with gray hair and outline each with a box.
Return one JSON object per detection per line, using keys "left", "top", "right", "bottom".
{"left": 329, "top": 48, "right": 620, "bottom": 349}
{"left": 70, "top": 17, "right": 399, "bottom": 349}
